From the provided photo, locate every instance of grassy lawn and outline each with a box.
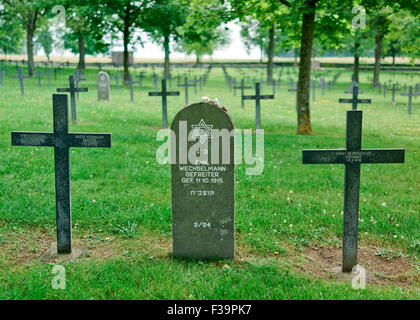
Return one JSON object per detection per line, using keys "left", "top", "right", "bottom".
{"left": 0, "top": 64, "right": 419, "bottom": 299}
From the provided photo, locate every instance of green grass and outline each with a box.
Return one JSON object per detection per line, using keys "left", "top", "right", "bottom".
{"left": 0, "top": 64, "right": 419, "bottom": 299}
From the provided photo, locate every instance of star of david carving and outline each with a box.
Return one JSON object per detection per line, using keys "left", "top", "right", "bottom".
{"left": 191, "top": 119, "right": 213, "bottom": 144}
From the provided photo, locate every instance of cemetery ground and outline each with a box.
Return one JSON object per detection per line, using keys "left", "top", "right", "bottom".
{"left": 0, "top": 65, "right": 419, "bottom": 299}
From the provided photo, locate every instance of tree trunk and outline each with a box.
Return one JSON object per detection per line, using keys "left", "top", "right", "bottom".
{"left": 77, "top": 37, "right": 86, "bottom": 70}
{"left": 26, "top": 13, "right": 36, "bottom": 77}
{"left": 163, "top": 34, "right": 170, "bottom": 78}
{"left": 267, "top": 23, "right": 275, "bottom": 83}
{"left": 123, "top": 11, "right": 130, "bottom": 84}
{"left": 196, "top": 54, "right": 200, "bottom": 64}
{"left": 353, "top": 40, "right": 360, "bottom": 83}
{"left": 296, "top": 1, "right": 316, "bottom": 135}
{"left": 373, "top": 31, "right": 382, "bottom": 87}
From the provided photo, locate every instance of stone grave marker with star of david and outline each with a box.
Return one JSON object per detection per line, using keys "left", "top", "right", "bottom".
{"left": 170, "top": 102, "right": 235, "bottom": 259}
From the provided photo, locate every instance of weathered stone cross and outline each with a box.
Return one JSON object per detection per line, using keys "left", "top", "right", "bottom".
{"left": 302, "top": 110, "right": 405, "bottom": 272}
{"left": 234, "top": 79, "right": 251, "bottom": 109}
{"left": 387, "top": 83, "right": 400, "bottom": 105}
{"left": 243, "top": 82, "right": 274, "bottom": 129}
{"left": 339, "top": 85, "right": 371, "bottom": 110}
{"left": 11, "top": 94, "right": 112, "bottom": 254}
{"left": 401, "top": 86, "right": 420, "bottom": 115}
{"left": 149, "top": 79, "right": 180, "bottom": 128}
{"left": 14, "top": 68, "right": 30, "bottom": 96}
{"left": 57, "top": 75, "right": 88, "bottom": 123}
{"left": 177, "top": 77, "right": 195, "bottom": 105}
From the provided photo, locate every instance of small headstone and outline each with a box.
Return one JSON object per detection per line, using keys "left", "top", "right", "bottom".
{"left": 97, "top": 71, "right": 110, "bottom": 101}
{"left": 171, "top": 102, "right": 235, "bottom": 259}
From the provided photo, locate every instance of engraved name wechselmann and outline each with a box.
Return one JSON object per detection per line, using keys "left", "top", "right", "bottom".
{"left": 179, "top": 165, "right": 226, "bottom": 196}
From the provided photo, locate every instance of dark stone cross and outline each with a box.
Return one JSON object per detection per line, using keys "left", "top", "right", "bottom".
{"left": 177, "top": 77, "right": 195, "bottom": 105}
{"left": 36, "top": 66, "right": 42, "bottom": 88}
{"left": 152, "top": 73, "right": 159, "bottom": 91}
{"left": 57, "top": 75, "right": 88, "bottom": 123}
{"left": 387, "top": 83, "right": 400, "bottom": 105}
{"left": 113, "top": 72, "right": 121, "bottom": 91}
{"left": 401, "top": 86, "right": 420, "bottom": 115}
{"left": 339, "top": 85, "right": 371, "bottom": 110}
{"left": 11, "top": 94, "right": 112, "bottom": 254}
{"left": 320, "top": 77, "right": 325, "bottom": 96}
{"left": 128, "top": 74, "right": 134, "bottom": 102}
{"left": 243, "top": 82, "right": 274, "bottom": 129}
{"left": 137, "top": 72, "right": 145, "bottom": 87}
{"left": 311, "top": 80, "right": 318, "bottom": 102}
{"left": 44, "top": 68, "right": 53, "bottom": 83}
{"left": 148, "top": 79, "right": 180, "bottom": 128}
{"left": 288, "top": 79, "right": 297, "bottom": 94}
{"left": 302, "top": 110, "right": 404, "bottom": 272}
{"left": 14, "top": 68, "right": 30, "bottom": 96}
{"left": 267, "top": 79, "right": 281, "bottom": 95}
{"left": 345, "top": 81, "right": 364, "bottom": 94}
{"left": 75, "top": 69, "right": 86, "bottom": 99}
{"left": 193, "top": 76, "right": 201, "bottom": 93}
{"left": 234, "top": 79, "right": 251, "bottom": 109}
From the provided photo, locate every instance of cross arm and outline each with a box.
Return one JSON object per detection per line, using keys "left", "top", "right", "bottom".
{"left": 166, "top": 91, "right": 180, "bottom": 96}
{"left": 148, "top": 92, "right": 163, "bottom": 96}
{"left": 57, "top": 88, "right": 70, "bottom": 92}
{"left": 75, "top": 88, "right": 88, "bottom": 92}
{"left": 339, "top": 98, "right": 371, "bottom": 103}
{"left": 260, "top": 95, "right": 275, "bottom": 99}
{"left": 67, "top": 133, "right": 111, "bottom": 148}
{"left": 302, "top": 148, "right": 405, "bottom": 164}
{"left": 11, "top": 132, "right": 55, "bottom": 147}
{"left": 242, "top": 95, "right": 256, "bottom": 100}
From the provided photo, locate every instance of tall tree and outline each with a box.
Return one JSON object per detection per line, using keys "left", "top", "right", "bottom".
{"left": 143, "top": 0, "right": 188, "bottom": 78}
{"left": 1, "top": 0, "right": 51, "bottom": 76}
{"left": 362, "top": 0, "right": 419, "bottom": 85}
{"left": 178, "top": 0, "right": 230, "bottom": 64}
{"left": 178, "top": 25, "right": 230, "bottom": 64}
{"left": 62, "top": 1, "right": 109, "bottom": 69}
{"left": 386, "top": 10, "right": 420, "bottom": 65}
{"left": 276, "top": 0, "right": 351, "bottom": 134}
{"left": 0, "top": 9, "right": 24, "bottom": 56}
{"left": 230, "top": 0, "right": 289, "bottom": 83}
{"left": 36, "top": 24, "right": 54, "bottom": 61}
{"left": 102, "top": 0, "right": 152, "bottom": 82}
{"left": 240, "top": 20, "right": 298, "bottom": 67}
